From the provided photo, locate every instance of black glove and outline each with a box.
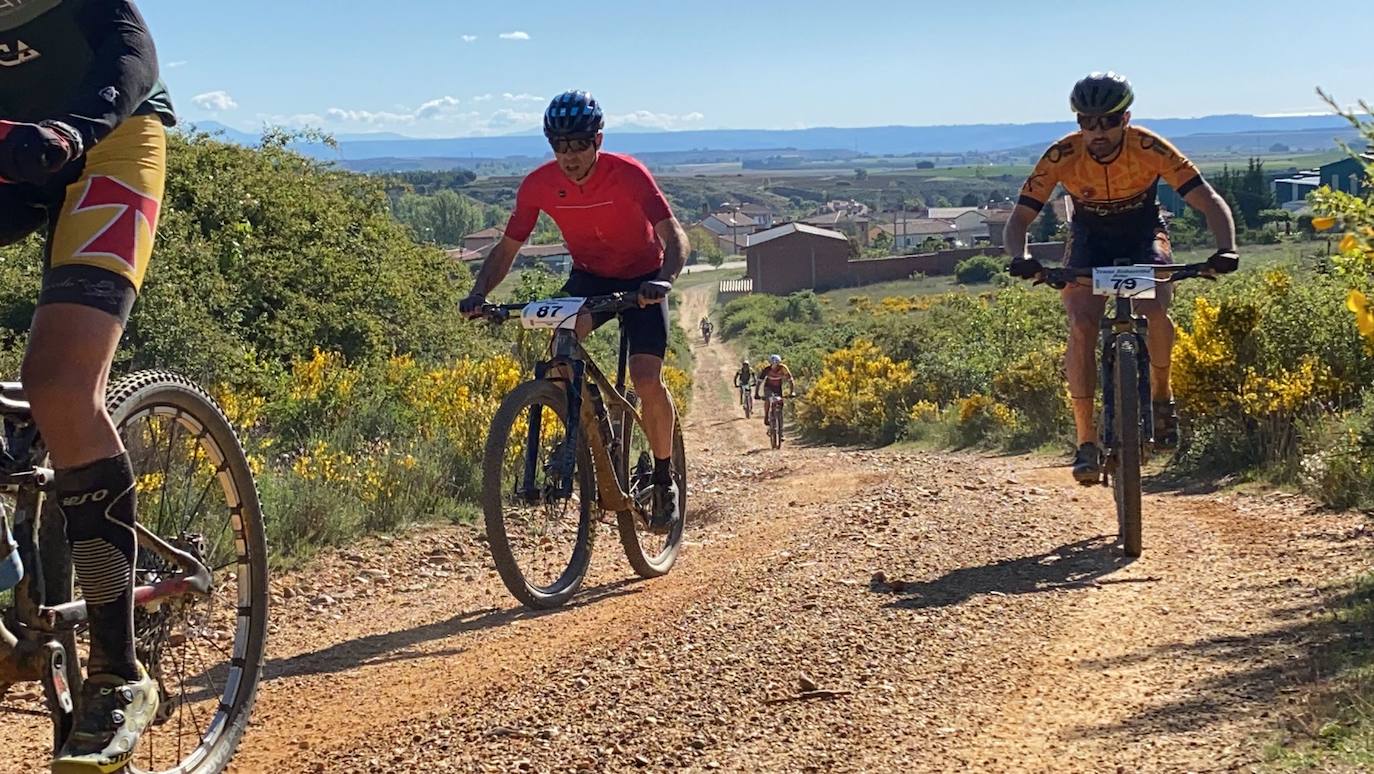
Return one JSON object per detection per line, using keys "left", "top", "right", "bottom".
{"left": 1008, "top": 257, "right": 1044, "bottom": 280}
{"left": 459, "top": 292, "right": 487, "bottom": 318}
{"left": 639, "top": 279, "right": 672, "bottom": 305}
{"left": 1206, "top": 250, "right": 1240, "bottom": 275}
{"left": 0, "top": 121, "right": 81, "bottom": 185}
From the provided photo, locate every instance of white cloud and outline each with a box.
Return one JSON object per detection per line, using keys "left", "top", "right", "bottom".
{"left": 192, "top": 90, "right": 238, "bottom": 112}
{"left": 460, "top": 35, "right": 477, "bottom": 43}
{"left": 166, "top": 60, "right": 188, "bottom": 69}
{"left": 416, "top": 95, "right": 461, "bottom": 119}
{"left": 258, "top": 112, "right": 326, "bottom": 128}
{"left": 487, "top": 108, "right": 541, "bottom": 129}
{"left": 606, "top": 110, "right": 706, "bottom": 131}
{"left": 472, "top": 94, "right": 493, "bottom": 102}
{"left": 326, "top": 107, "right": 417, "bottom": 125}
{"left": 498, "top": 31, "right": 531, "bottom": 40}
{"left": 503, "top": 92, "right": 542, "bottom": 102}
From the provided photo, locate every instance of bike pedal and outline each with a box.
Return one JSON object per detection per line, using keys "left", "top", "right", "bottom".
{"left": 42, "top": 642, "right": 72, "bottom": 715}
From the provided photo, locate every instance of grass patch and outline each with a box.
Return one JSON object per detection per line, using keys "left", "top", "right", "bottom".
{"left": 1265, "top": 575, "right": 1374, "bottom": 771}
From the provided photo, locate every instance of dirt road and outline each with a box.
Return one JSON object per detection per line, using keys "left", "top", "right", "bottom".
{"left": 2, "top": 284, "right": 1365, "bottom": 772}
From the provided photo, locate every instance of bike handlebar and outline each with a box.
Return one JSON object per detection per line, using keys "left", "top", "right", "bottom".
{"left": 1033, "top": 261, "right": 1215, "bottom": 289}
{"left": 475, "top": 292, "right": 644, "bottom": 324}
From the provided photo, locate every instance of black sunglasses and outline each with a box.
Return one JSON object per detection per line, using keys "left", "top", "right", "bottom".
{"left": 1077, "top": 113, "right": 1125, "bottom": 131}
{"left": 550, "top": 137, "right": 595, "bottom": 154}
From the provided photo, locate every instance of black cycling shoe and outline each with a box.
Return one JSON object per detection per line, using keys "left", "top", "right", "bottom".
{"left": 649, "top": 480, "right": 680, "bottom": 535}
{"left": 1153, "top": 400, "right": 1179, "bottom": 449}
{"left": 1071, "top": 442, "right": 1103, "bottom": 486}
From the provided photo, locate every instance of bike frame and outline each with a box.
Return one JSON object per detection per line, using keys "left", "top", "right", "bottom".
{"left": 1097, "top": 280, "right": 1155, "bottom": 476}
{"left": 0, "top": 383, "right": 213, "bottom": 688}
{"left": 504, "top": 301, "right": 649, "bottom": 517}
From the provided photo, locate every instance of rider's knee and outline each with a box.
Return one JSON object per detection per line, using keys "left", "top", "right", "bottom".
{"left": 628, "top": 361, "right": 666, "bottom": 397}
{"left": 1065, "top": 310, "right": 1098, "bottom": 341}
{"left": 20, "top": 353, "right": 100, "bottom": 417}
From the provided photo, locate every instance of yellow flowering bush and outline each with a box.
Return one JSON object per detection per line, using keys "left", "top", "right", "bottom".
{"left": 908, "top": 399, "right": 940, "bottom": 424}
{"left": 796, "top": 339, "right": 916, "bottom": 444}
{"left": 991, "top": 343, "right": 1072, "bottom": 448}
{"left": 952, "top": 394, "right": 1019, "bottom": 447}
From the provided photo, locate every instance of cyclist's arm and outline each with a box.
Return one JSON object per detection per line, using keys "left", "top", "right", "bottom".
{"left": 1005, "top": 142, "right": 1065, "bottom": 257}
{"left": 1149, "top": 131, "right": 1237, "bottom": 254}
{"left": 1003, "top": 204, "right": 1042, "bottom": 259}
{"left": 470, "top": 236, "right": 524, "bottom": 297}
{"left": 654, "top": 217, "right": 690, "bottom": 283}
{"left": 62, "top": 0, "right": 162, "bottom": 149}
{"left": 628, "top": 158, "right": 687, "bottom": 283}
{"left": 472, "top": 182, "right": 540, "bottom": 296}
{"left": 1182, "top": 182, "right": 1237, "bottom": 253}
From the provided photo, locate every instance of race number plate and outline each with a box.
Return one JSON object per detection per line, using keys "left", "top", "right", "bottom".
{"left": 1092, "top": 266, "right": 1156, "bottom": 299}
{"left": 520, "top": 297, "right": 585, "bottom": 330}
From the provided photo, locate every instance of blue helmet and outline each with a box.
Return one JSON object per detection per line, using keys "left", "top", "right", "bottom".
{"left": 543, "top": 90, "right": 604, "bottom": 139}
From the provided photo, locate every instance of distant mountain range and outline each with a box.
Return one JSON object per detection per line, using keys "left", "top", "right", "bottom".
{"left": 185, "top": 114, "right": 1359, "bottom": 170}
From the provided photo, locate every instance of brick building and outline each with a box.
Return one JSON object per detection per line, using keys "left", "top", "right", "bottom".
{"left": 745, "top": 223, "right": 852, "bottom": 295}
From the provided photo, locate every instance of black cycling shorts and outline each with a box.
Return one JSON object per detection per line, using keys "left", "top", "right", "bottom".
{"left": 561, "top": 269, "right": 669, "bottom": 359}
{"left": 1064, "top": 220, "right": 1173, "bottom": 269}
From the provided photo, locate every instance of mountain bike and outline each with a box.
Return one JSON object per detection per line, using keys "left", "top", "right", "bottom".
{"left": 1030, "top": 261, "right": 1211, "bottom": 557}
{"left": 477, "top": 294, "right": 687, "bottom": 609}
{"left": 0, "top": 371, "right": 268, "bottom": 772}
{"left": 701, "top": 323, "right": 713, "bottom": 346}
{"left": 760, "top": 391, "right": 791, "bottom": 450}
{"left": 739, "top": 383, "right": 754, "bottom": 419}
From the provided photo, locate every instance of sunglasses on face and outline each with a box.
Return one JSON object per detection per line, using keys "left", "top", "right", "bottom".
{"left": 550, "top": 137, "right": 595, "bottom": 154}
{"left": 1077, "top": 113, "right": 1125, "bottom": 131}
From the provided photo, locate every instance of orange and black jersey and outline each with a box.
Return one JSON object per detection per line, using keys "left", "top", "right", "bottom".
{"left": 1017, "top": 126, "right": 1204, "bottom": 233}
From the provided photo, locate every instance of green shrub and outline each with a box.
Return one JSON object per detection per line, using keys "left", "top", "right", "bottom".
{"left": 954, "top": 254, "right": 1006, "bottom": 284}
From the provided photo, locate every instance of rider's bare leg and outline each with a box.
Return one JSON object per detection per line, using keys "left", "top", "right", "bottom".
{"left": 629, "top": 354, "right": 674, "bottom": 460}
{"left": 1061, "top": 283, "right": 1107, "bottom": 446}
{"left": 22, "top": 304, "right": 138, "bottom": 680}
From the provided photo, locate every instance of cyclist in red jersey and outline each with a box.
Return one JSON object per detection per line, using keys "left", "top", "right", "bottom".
{"left": 462, "top": 90, "right": 691, "bottom": 532}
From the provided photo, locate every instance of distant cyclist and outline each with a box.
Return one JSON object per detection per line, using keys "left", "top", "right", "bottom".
{"left": 755, "top": 354, "right": 795, "bottom": 427}
{"left": 733, "top": 359, "right": 754, "bottom": 408}
{"left": 699, "top": 317, "right": 713, "bottom": 344}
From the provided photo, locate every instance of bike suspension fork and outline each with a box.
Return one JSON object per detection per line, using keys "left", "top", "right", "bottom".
{"left": 1099, "top": 323, "right": 1117, "bottom": 451}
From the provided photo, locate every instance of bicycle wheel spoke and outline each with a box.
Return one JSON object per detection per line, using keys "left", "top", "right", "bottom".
{"left": 178, "top": 472, "right": 219, "bottom": 538}
{"left": 174, "top": 435, "right": 211, "bottom": 533}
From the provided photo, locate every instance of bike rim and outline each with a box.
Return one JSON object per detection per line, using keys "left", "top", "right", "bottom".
{"left": 621, "top": 415, "right": 676, "bottom": 563}
{"left": 495, "top": 399, "right": 590, "bottom": 594}
{"left": 119, "top": 404, "right": 256, "bottom": 774}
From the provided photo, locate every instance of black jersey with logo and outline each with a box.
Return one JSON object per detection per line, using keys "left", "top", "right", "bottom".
{"left": 0, "top": 0, "right": 174, "bottom": 148}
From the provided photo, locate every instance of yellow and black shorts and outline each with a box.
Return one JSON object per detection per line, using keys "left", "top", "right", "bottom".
{"left": 0, "top": 114, "right": 166, "bottom": 324}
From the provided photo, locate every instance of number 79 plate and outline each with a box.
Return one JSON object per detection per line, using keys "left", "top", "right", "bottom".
{"left": 1092, "top": 266, "right": 1157, "bottom": 299}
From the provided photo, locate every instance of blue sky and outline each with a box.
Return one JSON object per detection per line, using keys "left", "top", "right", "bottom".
{"left": 140, "top": 0, "right": 1370, "bottom": 137}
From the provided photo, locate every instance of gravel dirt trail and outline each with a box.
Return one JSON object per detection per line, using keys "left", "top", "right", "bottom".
{"left": 0, "top": 284, "right": 1365, "bottom": 773}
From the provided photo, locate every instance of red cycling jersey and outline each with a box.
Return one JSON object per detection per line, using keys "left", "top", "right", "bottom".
{"left": 504, "top": 152, "right": 674, "bottom": 279}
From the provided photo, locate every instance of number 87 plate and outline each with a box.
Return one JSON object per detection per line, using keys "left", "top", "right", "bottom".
{"left": 1092, "top": 266, "right": 1157, "bottom": 299}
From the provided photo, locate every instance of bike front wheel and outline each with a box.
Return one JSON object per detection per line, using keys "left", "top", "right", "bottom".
{"left": 742, "top": 390, "right": 753, "bottom": 419}
{"left": 1113, "top": 341, "right": 1143, "bottom": 557}
{"left": 108, "top": 369, "right": 269, "bottom": 774}
{"left": 483, "top": 380, "right": 595, "bottom": 609}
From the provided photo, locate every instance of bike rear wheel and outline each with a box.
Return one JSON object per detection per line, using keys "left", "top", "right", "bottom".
{"left": 1113, "top": 342, "right": 1143, "bottom": 558}
{"left": 614, "top": 395, "right": 686, "bottom": 578}
{"left": 108, "top": 370, "right": 269, "bottom": 774}
{"left": 482, "top": 380, "right": 594, "bottom": 609}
